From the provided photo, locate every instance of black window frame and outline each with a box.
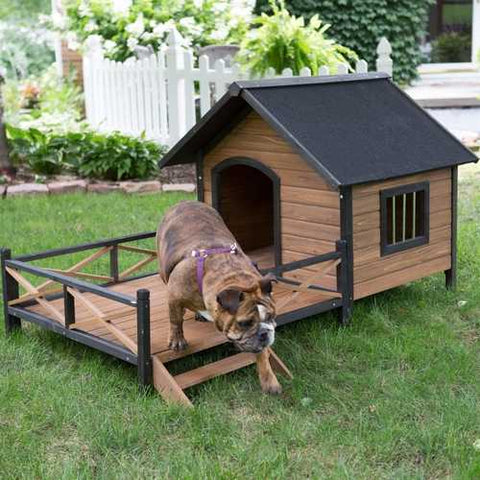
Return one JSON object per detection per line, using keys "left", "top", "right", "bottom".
{"left": 380, "top": 181, "right": 430, "bottom": 256}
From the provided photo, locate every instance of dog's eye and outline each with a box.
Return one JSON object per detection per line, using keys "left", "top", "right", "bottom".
{"left": 237, "top": 319, "right": 253, "bottom": 329}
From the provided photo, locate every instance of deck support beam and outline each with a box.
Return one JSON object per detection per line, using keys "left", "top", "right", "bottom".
{"left": 1, "top": 248, "right": 21, "bottom": 334}
{"left": 136, "top": 289, "right": 153, "bottom": 389}
{"left": 445, "top": 166, "right": 457, "bottom": 290}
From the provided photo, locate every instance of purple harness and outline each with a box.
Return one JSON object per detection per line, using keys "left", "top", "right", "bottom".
{"left": 191, "top": 243, "right": 238, "bottom": 294}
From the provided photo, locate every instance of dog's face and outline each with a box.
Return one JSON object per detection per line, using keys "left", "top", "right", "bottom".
{"left": 212, "top": 275, "right": 277, "bottom": 353}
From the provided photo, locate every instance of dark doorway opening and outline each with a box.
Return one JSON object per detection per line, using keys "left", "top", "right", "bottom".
{"left": 213, "top": 161, "right": 280, "bottom": 270}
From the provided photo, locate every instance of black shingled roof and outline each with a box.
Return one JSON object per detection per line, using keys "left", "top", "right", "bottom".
{"left": 160, "top": 73, "right": 477, "bottom": 188}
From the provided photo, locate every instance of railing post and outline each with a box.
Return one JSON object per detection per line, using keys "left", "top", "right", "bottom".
{"left": 1, "top": 248, "right": 21, "bottom": 334}
{"left": 110, "top": 245, "right": 119, "bottom": 283}
{"left": 63, "top": 285, "right": 75, "bottom": 328}
{"left": 136, "top": 289, "right": 152, "bottom": 389}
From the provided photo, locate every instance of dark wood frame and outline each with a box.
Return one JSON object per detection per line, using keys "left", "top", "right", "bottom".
{"left": 339, "top": 187, "right": 354, "bottom": 325}
{"left": 211, "top": 156, "right": 282, "bottom": 274}
{"left": 380, "top": 181, "right": 430, "bottom": 257}
{"left": 445, "top": 166, "right": 458, "bottom": 289}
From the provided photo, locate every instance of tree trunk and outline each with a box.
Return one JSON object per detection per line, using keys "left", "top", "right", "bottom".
{"left": 0, "top": 75, "right": 14, "bottom": 176}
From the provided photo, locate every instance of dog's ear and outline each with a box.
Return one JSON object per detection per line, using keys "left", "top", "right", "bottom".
{"left": 217, "top": 289, "right": 244, "bottom": 314}
{"left": 259, "top": 273, "right": 277, "bottom": 295}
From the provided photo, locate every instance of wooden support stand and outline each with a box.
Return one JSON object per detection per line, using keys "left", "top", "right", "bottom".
{"left": 151, "top": 347, "right": 292, "bottom": 407}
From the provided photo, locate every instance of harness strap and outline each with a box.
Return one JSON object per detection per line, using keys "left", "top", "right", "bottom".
{"left": 191, "top": 243, "right": 237, "bottom": 295}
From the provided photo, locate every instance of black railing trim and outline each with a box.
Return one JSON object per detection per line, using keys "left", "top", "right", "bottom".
{"left": 6, "top": 259, "right": 136, "bottom": 306}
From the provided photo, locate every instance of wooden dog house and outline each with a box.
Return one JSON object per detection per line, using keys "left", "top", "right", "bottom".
{"left": 160, "top": 73, "right": 477, "bottom": 323}
{"left": 2, "top": 73, "right": 476, "bottom": 405}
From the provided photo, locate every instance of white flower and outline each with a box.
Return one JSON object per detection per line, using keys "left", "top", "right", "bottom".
{"left": 127, "top": 37, "right": 139, "bottom": 50}
{"left": 473, "top": 439, "right": 480, "bottom": 451}
{"left": 212, "top": 2, "right": 228, "bottom": 14}
{"left": 84, "top": 20, "right": 98, "bottom": 32}
{"left": 112, "top": 0, "right": 131, "bottom": 16}
{"left": 125, "top": 14, "right": 145, "bottom": 38}
{"left": 152, "top": 22, "right": 167, "bottom": 38}
{"left": 192, "top": 0, "right": 203, "bottom": 8}
{"left": 141, "top": 31, "right": 154, "bottom": 42}
{"left": 78, "top": 1, "right": 91, "bottom": 18}
{"left": 179, "top": 16, "right": 203, "bottom": 36}
{"left": 103, "top": 39, "right": 116, "bottom": 53}
{"left": 209, "top": 25, "right": 229, "bottom": 42}
{"left": 66, "top": 31, "right": 81, "bottom": 50}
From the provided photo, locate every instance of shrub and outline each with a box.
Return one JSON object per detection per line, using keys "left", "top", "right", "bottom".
{"left": 54, "top": 0, "right": 251, "bottom": 62}
{"left": 238, "top": 0, "right": 357, "bottom": 76}
{"left": 6, "top": 126, "right": 165, "bottom": 180}
{"left": 431, "top": 32, "right": 471, "bottom": 63}
{"left": 255, "top": 0, "right": 436, "bottom": 84}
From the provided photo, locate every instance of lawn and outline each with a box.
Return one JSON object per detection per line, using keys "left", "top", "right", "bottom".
{"left": 1, "top": 181, "right": 480, "bottom": 479}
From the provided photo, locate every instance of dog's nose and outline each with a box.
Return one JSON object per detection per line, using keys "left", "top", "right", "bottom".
{"left": 259, "top": 330, "right": 269, "bottom": 343}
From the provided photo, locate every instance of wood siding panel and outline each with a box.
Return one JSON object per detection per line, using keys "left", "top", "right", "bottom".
{"left": 203, "top": 111, "right": 341, "bottom": 291}
{"left": 352, "top": 168, "right": 452, "bottom": 299}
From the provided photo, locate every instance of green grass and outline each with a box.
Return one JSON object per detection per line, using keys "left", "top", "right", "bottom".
{"left": 1, "top": 187, "right": 480, "bottom": 479}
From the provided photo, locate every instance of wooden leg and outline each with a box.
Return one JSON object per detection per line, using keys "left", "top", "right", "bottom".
{"left": 1, "top": 249, "right": 21, "bottom": 335}
{"left": 268, "top": 348, "right": 293, "bottom": 380}
{"left": 256, "top": 348, "right": 282, "bottom": 394}
{"left": 445, "top": 268, "right": 456, "bottom": 290}
{"left": 152, "top": 356, "right": 193, "bottom": 407}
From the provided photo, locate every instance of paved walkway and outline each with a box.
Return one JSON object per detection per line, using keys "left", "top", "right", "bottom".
{"left": 405, "top": 72, "right": 480, "bottom": 108}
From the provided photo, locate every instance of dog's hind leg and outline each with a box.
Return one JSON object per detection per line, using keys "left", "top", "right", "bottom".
{"left": 168, "top": 300, "right": 188, "bottom": 351}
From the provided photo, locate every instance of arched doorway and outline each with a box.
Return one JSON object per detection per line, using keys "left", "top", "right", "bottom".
{"left": 211, "top": 157, "right": 281, "bottom": 270}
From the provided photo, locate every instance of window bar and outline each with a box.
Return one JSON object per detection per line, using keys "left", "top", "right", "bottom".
{"left": 402, "top": 194, "right": 406, "bottom": 242}
{"left": 412, "top": 192, "right": 416, "bottom": 238}
{"left": 392, "top": 196, "right": 396, "bottom": 244}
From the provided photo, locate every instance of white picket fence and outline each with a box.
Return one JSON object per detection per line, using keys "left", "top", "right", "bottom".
{"left": 83, "top": 29, "right": 393, "bottom": 147}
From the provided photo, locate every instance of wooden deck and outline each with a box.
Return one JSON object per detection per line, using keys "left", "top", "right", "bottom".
{"left": 8, "top": 242, "right": 341, "bottom": 405}
{"left": 25, "top": 272, "right": 336, "bottom": 363}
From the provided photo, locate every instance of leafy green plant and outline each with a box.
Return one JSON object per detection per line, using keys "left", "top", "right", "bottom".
{"left": 71, "top": 131, "right": 164, "bottom": 181}
{"left": 255, "top": 0, "right": 436, "bottom": 84}
{"left": 6, "top": 125, "right": 65, "bottom": 175}
{"left": 431, "top": 32, "right": 471, "bottom": 63}
{"left": 238, "top": 0, "right": 356, "bottom": 76}
{"left": 6, "top": 125, "right": 165, "bottom": 180}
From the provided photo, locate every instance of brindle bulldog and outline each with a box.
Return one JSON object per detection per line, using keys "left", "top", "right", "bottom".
{"left": 156, "top": 200, "right": 281, "bottom": 394}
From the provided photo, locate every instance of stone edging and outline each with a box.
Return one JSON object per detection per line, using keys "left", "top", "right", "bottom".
{"left": 1, "top": 180, "right": 196, "bottom": 198}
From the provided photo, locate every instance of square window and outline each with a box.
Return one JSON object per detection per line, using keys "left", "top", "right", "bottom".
{"left": 380, "top": 182, "right": 429, "bottom": 256}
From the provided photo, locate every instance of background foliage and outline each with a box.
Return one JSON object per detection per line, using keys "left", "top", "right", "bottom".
{"left": 6, "top": 126, "right": 164, "bottom": 180}
{"left": 0, "top": 22, "right": 54, "bottom": 79}
{"left": 238, "top": 0, "right": 357, "bottom": 76}
{"left": 255, "top": 0, "right": 436, "bottom": 83}
{"left": 0, "top": 0, "right": 50, "bottom": 21}
{"left": 60, "top": 0, "right": 250, "bottom": 62}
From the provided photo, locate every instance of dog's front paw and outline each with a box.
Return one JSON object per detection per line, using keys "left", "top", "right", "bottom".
{"left": 168, "top": 336, "right": 188, "bottom": 351}
{"left": 261, "top": 378, "right": 282, "bottom": 395}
